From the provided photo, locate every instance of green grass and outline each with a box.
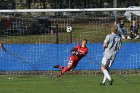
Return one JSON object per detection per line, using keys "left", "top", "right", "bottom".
{"left": 0, "top": 74, "right": 139, "bottom": 93}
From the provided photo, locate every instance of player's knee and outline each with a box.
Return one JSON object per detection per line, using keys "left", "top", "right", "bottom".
{"left": 68, "top": 62, "right": 73, "bottom": 68}
{"left": 67, "top": 65, "right": 72, "bottom": 68}
{"left": 101, "top": 65, "right": 105, "bottom": 71}
{"left": 70, "top": 68, "right": 74, "bottom": 72}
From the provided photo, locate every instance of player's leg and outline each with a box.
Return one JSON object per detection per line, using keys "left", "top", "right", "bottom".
{"left": 102, "top": 63, "right": 112, "bottom": 83}
{"left": 57, "top": 55, "right": 79, "bottom": 77}
{"left": 101, "top": 64, "right": 113, "bottom": 84}
{"left": 101, "top": 57, "right": 112, "bottom": 85}
{"left": 53, "top": 64, "right": 64, "bottom": 70}
{"left": 58, "top": 61, "right": 73, "bottom": 77}
{"left": 69, "top": 61, "right": 78, "bottom": 72}
{"left": 108, "top": 59, "right": 115, "bottom": 85}
{"left": 58, "top": 55, "right": 79, "bottom": 77}
{"left": 100, "top": 75, "right": 106, "bottom": 85}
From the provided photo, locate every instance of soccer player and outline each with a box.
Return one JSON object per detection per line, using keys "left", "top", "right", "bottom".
{"left": 100, "top": 25, "right": 122, "bottom": 85}
{"left": 53, "top": 39, "right": 88, "bottom": 77}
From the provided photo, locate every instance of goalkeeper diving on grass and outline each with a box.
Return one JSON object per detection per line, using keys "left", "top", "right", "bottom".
{"left": 100, "top": 25, "right": 122, "bottom": 85}
{"left": 53, "top": 39, "right": 88, "bottom": 77}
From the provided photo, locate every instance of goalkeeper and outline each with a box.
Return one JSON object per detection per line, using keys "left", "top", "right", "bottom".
{"left": 53, "top": 39, "right": 88, "bottom": 77}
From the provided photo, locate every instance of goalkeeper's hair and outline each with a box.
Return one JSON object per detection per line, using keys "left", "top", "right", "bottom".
{"left": 82, "top": 39, "right": 88, "bottom": 43}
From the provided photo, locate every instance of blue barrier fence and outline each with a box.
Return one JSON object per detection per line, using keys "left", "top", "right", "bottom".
{"left": 0, "top": 43, "right": 140, "bottom": 71}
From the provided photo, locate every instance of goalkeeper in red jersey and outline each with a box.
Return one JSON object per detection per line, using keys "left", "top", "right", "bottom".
{"left": 53, "top": 39, "right": 88, "bottom": 77}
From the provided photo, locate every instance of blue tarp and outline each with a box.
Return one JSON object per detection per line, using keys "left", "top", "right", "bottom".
{"left": 0, "top": 43, "right": 140, "bottom": 71}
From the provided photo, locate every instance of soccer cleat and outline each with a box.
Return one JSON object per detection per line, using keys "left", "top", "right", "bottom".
{"left": 99, "top": 83, "right": 105, "bottom": 86}
{"left": 53, "top": 65, "right": 59, "bottom": 68}
{"left": 57, "top": 72, "right": 62, "bottom": 77}
{"left": 109, "top": 79, "right": 114, "bottom": 85}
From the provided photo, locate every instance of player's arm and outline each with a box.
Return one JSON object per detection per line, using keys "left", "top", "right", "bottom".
{"left": 70, "top": 47, "right": 77, "bottom": 52}
{"left": 70, "top": 46, "right": 79, "bottom": 55}
{"left": 117, "top": 38, "right": 122, "bottom": 51}
{"left": 103, "top": 35, "right": 109, "bottom": 49}
{"left": 82, "top": 48, "right": 88, "bottom": 57}
{"left": 78, "top": 48, "right": 88, "bottom": 58}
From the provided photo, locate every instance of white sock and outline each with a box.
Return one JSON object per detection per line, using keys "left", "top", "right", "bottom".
{"left": 103, "top": 70, "right": 111, "bottom": 81}
{"left": 102, "top": 75, "right": 107, "bottom": 83}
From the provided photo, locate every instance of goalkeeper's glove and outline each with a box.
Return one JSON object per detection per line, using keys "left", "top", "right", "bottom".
{"left": 71, "top": 51, "right": 78, "bottom": 55}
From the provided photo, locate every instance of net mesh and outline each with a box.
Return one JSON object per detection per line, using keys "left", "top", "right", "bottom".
{"left": 0, "top": 9, "right": 140, "bottom": 77}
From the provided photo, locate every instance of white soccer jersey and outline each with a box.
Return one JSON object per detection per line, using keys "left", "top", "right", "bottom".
{"left": 103, "top": 33, "right": 122, "bottom": 59}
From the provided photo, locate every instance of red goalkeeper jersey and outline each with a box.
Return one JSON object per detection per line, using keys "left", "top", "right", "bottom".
{"left": 74, "top": 45, "right": 88, "bottom": 59}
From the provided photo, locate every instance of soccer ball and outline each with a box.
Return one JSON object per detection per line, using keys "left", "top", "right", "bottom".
{"left": 66, "top": 26, "right": 72, "bottom": 32}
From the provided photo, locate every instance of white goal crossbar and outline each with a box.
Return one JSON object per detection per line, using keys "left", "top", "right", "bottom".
{"left": 0, "top": 8, "right": 140, "bottom": 13}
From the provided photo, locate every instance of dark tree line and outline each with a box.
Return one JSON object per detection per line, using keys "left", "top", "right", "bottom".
{"left": 0, "top": 0, "right": 140, "bottom": 9}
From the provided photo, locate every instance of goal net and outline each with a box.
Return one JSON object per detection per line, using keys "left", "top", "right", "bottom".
{"left": 0, "top": 8, "right": 140, "bottom": 77}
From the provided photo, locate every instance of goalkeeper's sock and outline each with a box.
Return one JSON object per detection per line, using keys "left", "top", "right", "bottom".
{"left": 58, "top": 66, "right": 70, "bottom": 77}
{"left": 103, "top": 70, "right": 111, "bottom": 81}
{"left": 61, "top": 66, "right": 70, "bottom": 74}
{"left": 102, "top": 75, "right": 107, "bottom": 83}
{"left": 58, "top": 65, "right": 64, "bottom": 70}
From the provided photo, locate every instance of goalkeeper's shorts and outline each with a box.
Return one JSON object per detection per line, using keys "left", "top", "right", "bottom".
{"left": 69, "top": 55, "right": 80, "bottom": 68}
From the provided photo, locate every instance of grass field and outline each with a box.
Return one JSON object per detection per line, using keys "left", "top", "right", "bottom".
{"left": 0, "top": 74, "right": 139, "bottom": 93}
